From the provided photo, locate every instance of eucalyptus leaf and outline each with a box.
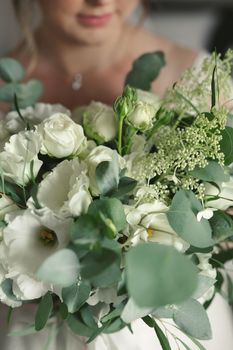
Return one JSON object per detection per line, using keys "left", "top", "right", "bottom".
{"left": 125, "top": 243, "right": 198, "bottom": 308}
{"left": 37, "top": 249, "right": 80, "bottom": 287}
{"left": 192, "top": 275, "right": 216, "bottom": 300}
{"left": 125, "top": 51, "right": 166, "bottom": 91}
{"left": 143, "top": 316, "right": 172, "bottom": 350}
{"left": 88, "top": 197, "right": 127, "bottom": 232}
{"left": 67, "top": 315, "right": 94, "bottom": 337}
{"left": 62, "top": 281, "right": 91, "bottom": 313}
{"left": 96, "top": 151, "right": 120, "bottom": 195}
{"left": 190, "top": 161, "right": 229, "bottom": 183}
{"left": 70, "top": 214, "right": 100, "bottom": 246}
{"left": 108, "top": 176, "right": 137, "bottom": 199}
{"left": 121, "top": 298, "right": 153, "bottom": 323}
{"left": 102, "top": 318, "right": 126, "bottom": 334}
{"left": 35, "top": 293, "right": 53, "bottom": 331}
{"left": 167, "top": 190, "right": 214, "bottom": 248}
{"left": 16, "top": 80, "right": 43, "bottom": 108}
{"left": 152, "top": 305, "right": 175, "bottom": 319}
{"left": 0, "top": 58, "right": 25, "bottom": 82}
{"left": 0, "top": 83, "right": 20, "bottom": 102}
{"left": 1, "top": 279, "right": 19, "bottom": 302}
{"left": 173, "top": 299, "right": 212, "bottom": 340}
{"left": 220, "top": 127, "right": 233, "bottom": 165}
{"left": 210, "top": 211, "right": 233, "bottom": 242}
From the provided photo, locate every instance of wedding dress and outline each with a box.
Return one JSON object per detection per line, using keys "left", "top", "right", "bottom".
{"left": 0, "top": 52, "right": 233, "bottom": 350}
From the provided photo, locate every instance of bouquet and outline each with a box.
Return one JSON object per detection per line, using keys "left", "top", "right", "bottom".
{"left": 0, "top": 51, "right": 233, "bottom": 350}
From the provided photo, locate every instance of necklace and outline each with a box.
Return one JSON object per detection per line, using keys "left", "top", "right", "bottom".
{"left": 72, "top": 73, "right": 83, "bottom": 91}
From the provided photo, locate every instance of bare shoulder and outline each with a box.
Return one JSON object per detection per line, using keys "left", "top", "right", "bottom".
{"left": 128, "top": 26, "right": 200, "bottom": 95}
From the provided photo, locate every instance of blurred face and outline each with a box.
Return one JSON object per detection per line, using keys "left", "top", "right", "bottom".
{"left": 38, "top": 0, "right": 140, "bottom": 45}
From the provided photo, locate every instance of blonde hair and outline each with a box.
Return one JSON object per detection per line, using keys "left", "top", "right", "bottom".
{"left": 12, "top": 0, "right": 38, "bottom": 74}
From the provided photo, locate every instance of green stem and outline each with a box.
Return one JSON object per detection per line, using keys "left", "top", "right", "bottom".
{"left": 117, "top": 114, "right": 125, "bottom": 156}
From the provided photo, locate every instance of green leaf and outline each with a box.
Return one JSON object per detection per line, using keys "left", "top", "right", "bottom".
{"left": 173, "top": 299, "right": 212, "bottom": 340}
{"left": 0, "top": 58, "right": 25, "bottom": 82}
{"left": 125, "top": 243, "right": 197, "bottom": 308}
{"left": 0, "top": 178, "right": 24, "bottom": 205}
{"left": 192, "top": 275, "right": 216, "bottom": 300}
{"left": 226, "top": 273, "right": 233, "bottom": 304}
{"left": 210, "top": 211, "right": 233, "bottom": 242}
{"left": 125, "top": 51, "right": 166, "bottom": 91}
{"left": 96, "top": 151, "right": 120, "bottom": 195}
{"left": 121, "top": 298, "right": 153, "bottom": 323}
{"left": 177, "top": 339, "right": 193, "bottom": 350}
{"left": 143, "top": 316, "right": 172, "bottom": 350}
{"left": 1, "top": 279, "right": 19, "bottom": 302}
{"left": 35, "top": 293, "right": 53, "bottom": 331}
{"left": 36, "top": 249, "right": 80, "bottom": 287}
{"left": 152, "top": 306, "right": 175, "bottom": 319}
{"left": 81, "top": 248, "right": 119, "bottom": 279}
{"left": 220, "top": 126, "right": 233, "bottom": 165}
{"left": 88, "top": 198, "right": 127, "bottom": 232}
{"left": 67, "top": 314, "right": 94, "bottom": 337}
{"left": 108, "top": 176, "right": 137, "bottom": 199}
{"left": 211, "top": 65, "right": 217, "bottom": 108}
{"left": 16, "top": 80, "right": 43, "bottom": 108}
{"left": 70, "top": 214, "right": 100, "bottom": 246}
{"left": 102, "top": 318, "right": 126, "bottom": 334}
{"left": 167, "top": 190, "right": 214, "bottom": 248}
{"left": 212, "top": 248, "right": 233, "bottom": 266}
{"left": 190, "top": 161, "right": 229, "bottom": 182}
{"left": 0, "top": 83, "right": 20, "bottom": 102}
{"left": 62, "top": 281, "right": 91, "bottom": 313}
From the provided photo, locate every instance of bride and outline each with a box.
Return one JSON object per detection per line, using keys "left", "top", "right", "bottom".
{"left": 0, "top": 0, "right": 233, "bottom": 349}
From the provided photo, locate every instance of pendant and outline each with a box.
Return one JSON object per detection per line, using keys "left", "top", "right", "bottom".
{"left": 72, "top": 73, "right": 83, "bottom": 91}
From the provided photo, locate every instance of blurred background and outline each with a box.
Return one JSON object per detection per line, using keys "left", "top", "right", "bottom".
{"left": 0, "top": 0, "right": 233, "bottom": 56}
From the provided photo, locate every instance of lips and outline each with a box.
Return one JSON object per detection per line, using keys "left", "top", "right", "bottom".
{"left": 77, "top": 13, "right": 113, "bottom": 27}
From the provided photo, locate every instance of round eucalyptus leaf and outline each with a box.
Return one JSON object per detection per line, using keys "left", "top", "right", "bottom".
{"left": 0, "top": 58, "right": 25, "bottom": 82}
{"left": 125, "top": 243, "right": 198, "bottom": 308}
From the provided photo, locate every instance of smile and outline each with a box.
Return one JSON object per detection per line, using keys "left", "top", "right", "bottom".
{"left": 77, "top": 13, "right": 113, "bottom": 27}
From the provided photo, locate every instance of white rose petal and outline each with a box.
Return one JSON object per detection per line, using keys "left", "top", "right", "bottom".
{"left": 196, "top": 208, "right": 215, "bottom": 222}
{"left": 37, "top": 113, "right": 87, "bottom": 158}
{"left": 83, "top": 101, "right": 117, "bottom": 143}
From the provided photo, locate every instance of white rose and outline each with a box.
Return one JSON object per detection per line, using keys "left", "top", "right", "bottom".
{"left": 0, "top": 131, "right": 42, "bottom": 185}
{"left": 83, "top": 101, "right": 118, "bottom": 143}
{"left": 0, "top": 195, "right": 18, "bottom": 220}
{"left": 4, "top": 103, "right": 71, "bottom": 134}
{"left": 87, "top": 146, "right": 125, "bottom": 196}
{"left": 37, "top": 113, "right": 87, "bottom": 158}
{"left": 126, "top": 90, "right": 161, "bottom": 131}
{"left": 2, "top": 210, "right": 71, "bottom": 300}
{"left": 126, "top": 200, "right": 189, "bottom": 252}
{"left": 205, "top": 179, "right": 233, "bottom": 210}
{"left": 37, "top": 159, "right": 92, "bottom": 217}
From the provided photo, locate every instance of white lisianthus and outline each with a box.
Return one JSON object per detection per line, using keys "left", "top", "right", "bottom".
{"left": 0, "top": 195, "right": 18, "bottom": 220}
{"left": 86, "top": 146, "right": 125, "bottom": 196}
{"left": 4, "top": 103, "right": 71, "bottom": 134}
{"left": 126, "top": 200, "right": 189, "bottom": 252}
{"left": 83, "top": 101, "right": 118, "bottom": 143}
{"left": 37, "top": 159, "right": 92, "bottom": 217}
{"left": 37, "top": 113, "right": 87, "bottom": 158}
{"left": 205, "top": 179, "right": 233, "bottom": 210}
{"left": 196, "top": 208, "right": 215, "bottom": 222}
{"left": 126, "top": 90, "right": 161, "bottom": 131}
{"left": 0, "top": 131, "right": 42, "bottom": 185}
{"left": 2, "top": 210, "right": 71, "bottom": 300}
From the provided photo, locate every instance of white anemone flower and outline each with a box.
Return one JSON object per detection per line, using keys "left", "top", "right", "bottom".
{"left": 2, "top": 210, "right": 71, "bottom": 300}
{"left": 37, "top": 159, "right": 92, "bottom": 217}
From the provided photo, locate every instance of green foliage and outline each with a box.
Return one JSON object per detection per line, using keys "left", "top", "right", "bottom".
{"left": 143, "top": 316, "right": 172, "bottom": 350}
{"left": 220, "top": 126, "right": 233, "bottom": 165}
{"left": 125, "top": 51, "right": 166, "bottom": 91}
{"left": 210, "top": 211, "right": 233, "bottom": 242}
{"left": 125, "top": 243, "right": 197, "bottom": 308}
{"left": 167, "top": 190, "right": 214, "bottom": 248}
{"left": 62, "top": 281, "right": 91, "bottom": 313}
{"left": 88, "top": 198, "right": 127, "bottom": 233}
{"left": 35, "top": 293, "right": 53, "bottom": 331}
{"left": 192, "top": 275, "right": 216, "bottom": 300}
{"left": 0, "top": 58, "right": 25, "bottom": 82}
{"left": 173, "top": 299, "right": 212, "bottom": 340}
{"left": 96, "top": 151, "right": 120, "bottom": 195}
{"left": 36, "top": 249, "right": 80, "bottom": 287}
{"left": 0, "top": 279, "right": 19, "bottom": 302}
{"left": 190, "top": 161, "right": 229, "bottom": 183}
